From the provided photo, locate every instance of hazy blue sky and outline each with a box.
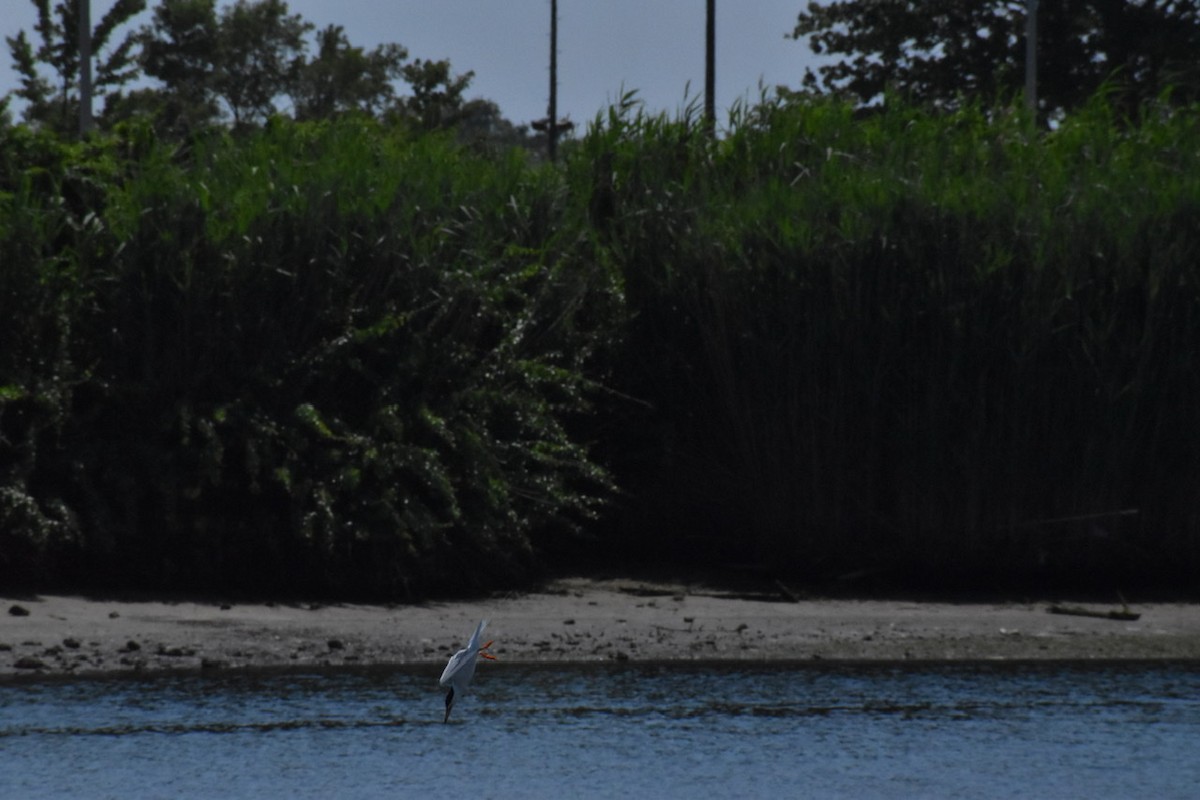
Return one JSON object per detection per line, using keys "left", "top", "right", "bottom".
{"left": 1, "top": 0, "right": 827, "bottom": 127}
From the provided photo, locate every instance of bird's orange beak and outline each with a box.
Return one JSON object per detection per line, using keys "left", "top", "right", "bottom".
{"left": 479, "top": 640, "right": 497, "bottom": 660}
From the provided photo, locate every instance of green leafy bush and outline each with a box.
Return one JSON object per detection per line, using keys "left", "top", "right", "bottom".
{"left": 4, "top": 93, "right": 1199, "bottom": 596}
{"left": 572, "top": 94, "right": 1200, "bottom": 588}
{"left": 2, "top": 119, "right": 613, "bottom": 596}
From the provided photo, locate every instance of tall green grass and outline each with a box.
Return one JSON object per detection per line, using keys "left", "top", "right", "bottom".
{"left": 3, "top": 93, "right": 1199, "bottom": 595}
{"left": 569, "top": 94, "right": 1200, "bottom": 587}
{"left": 1, "top": 118, "right": 614, "bottom": 596}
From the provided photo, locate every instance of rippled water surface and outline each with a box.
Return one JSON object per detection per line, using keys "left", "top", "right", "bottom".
{"left": 3, "top": 662, "right": 1199, "bottom": 799}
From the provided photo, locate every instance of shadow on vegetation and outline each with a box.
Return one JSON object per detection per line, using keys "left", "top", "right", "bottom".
{"left": 3, "top": 92, "right": 1200, "bottom": 599}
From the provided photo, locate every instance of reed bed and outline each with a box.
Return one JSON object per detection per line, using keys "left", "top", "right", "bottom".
{"left": 1, "top": 119, "right": 614, "bottom": 596}
{"left": 571, "top": 95, "right": 1200, "bottom": 588}
{"left": 2, "top": 94, "right": 1199, "bottom": 595}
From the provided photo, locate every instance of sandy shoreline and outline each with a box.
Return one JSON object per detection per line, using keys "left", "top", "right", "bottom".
{"left": 4, "top": 577, "right": 1200, "bottom": 679}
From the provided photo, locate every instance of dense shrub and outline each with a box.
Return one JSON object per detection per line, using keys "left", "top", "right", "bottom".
{"left": 575, "top": 95, "right": 1200, "bottom": 589}
{"left": 3, "top": 94, "right": 1199, "bottom": 596}
{"left": 1, "top": 119, "right": 614, "bottom": 597}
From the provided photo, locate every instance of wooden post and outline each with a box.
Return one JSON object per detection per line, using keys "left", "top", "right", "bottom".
{"left": 1025, "top": 0, "right": 1038, "bottom": 117}
{"left": 78, "top": 0, "right": 94, "bottom": 134}
{"left": 705, "top": 0, "right": 715, "bottom": 137}
{"left": 548, "top": 0, "right": 558, "bottom": 161}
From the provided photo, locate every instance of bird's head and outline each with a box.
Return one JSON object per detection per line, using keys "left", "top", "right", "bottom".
{"left": 443, "top": 686, "right": 455, "bottom": 723}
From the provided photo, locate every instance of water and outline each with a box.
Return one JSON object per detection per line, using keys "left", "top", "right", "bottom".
{"left": 2, "top": 662, "right": 1198, "bottom": 799}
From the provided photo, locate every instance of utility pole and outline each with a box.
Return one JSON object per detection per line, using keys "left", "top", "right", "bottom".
{"left": 78, "top": 0, "right": 94, "bottom": 135}
{"left": 548, "top": 0, "right": 559, "bottom": 161}
{"left": 704, "top": 0, "right": 715, "bottom": 137}
{"left": 1025, "top": 0, "right": 1039, "bottom": 117}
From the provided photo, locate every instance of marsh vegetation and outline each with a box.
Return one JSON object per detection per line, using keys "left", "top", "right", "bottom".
{"left": 3, "top": 93, "right": 1199, "bottom": 596}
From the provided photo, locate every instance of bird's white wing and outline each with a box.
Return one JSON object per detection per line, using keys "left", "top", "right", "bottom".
{"left": 439, "top": 648, "right": 469, "bottom": 686}
{"left": 439, "top": 619, "right": 489, "bottom": 687}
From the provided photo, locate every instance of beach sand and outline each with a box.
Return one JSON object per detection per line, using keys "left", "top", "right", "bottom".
{"left": 4, "top": 577, "right": 1200, "bottom": 679}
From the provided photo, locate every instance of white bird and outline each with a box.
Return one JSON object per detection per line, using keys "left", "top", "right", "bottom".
{"left": 439, "top": 619, "right": 496, "bottom": 722}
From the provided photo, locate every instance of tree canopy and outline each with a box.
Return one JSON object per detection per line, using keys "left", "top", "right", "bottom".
{"left": 5, "top": 0, "right": 538, "bottom": 147}
{"left": 5, "top": 0, "right": 145, "bottom": 134}
{"left": 792, "top": 1, "right": 1200, "bottom": 117}
{"left": 292, "top": 24, "right": 407, "bottom": 121}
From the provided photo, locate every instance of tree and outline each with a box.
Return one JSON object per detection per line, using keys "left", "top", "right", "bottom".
{"left": 121, "top": 0, "right": 222, "bottom": 134}
{"left": 291, "top": 25, "right": 407, "bottom": 121}
{"left": 452, "top": 98, "right": 542, "bottom": 153}
{"left": 212, "top": 0, "right": 310, "bottom": 126}
{"left": 4, "top": 0, "right": 145, "bottom": 134}
{"left": 131, "top": 0, "right": 311, "bottom": 129}
{"left": 395, "top": 58, "right": 475, "bottom": 131}
{"left": 131, "top": 1, "right": 456, "bottom": 133}
{"left": 791, "top": 1, "right": 1200, "bottom": 117}
{"left": 103, "top": 0, "right": 530, "bottom": 143}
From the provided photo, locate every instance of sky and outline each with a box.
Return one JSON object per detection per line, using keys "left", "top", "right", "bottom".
{"left": 1, "top": 0, "right": 828, "bottom": 128}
